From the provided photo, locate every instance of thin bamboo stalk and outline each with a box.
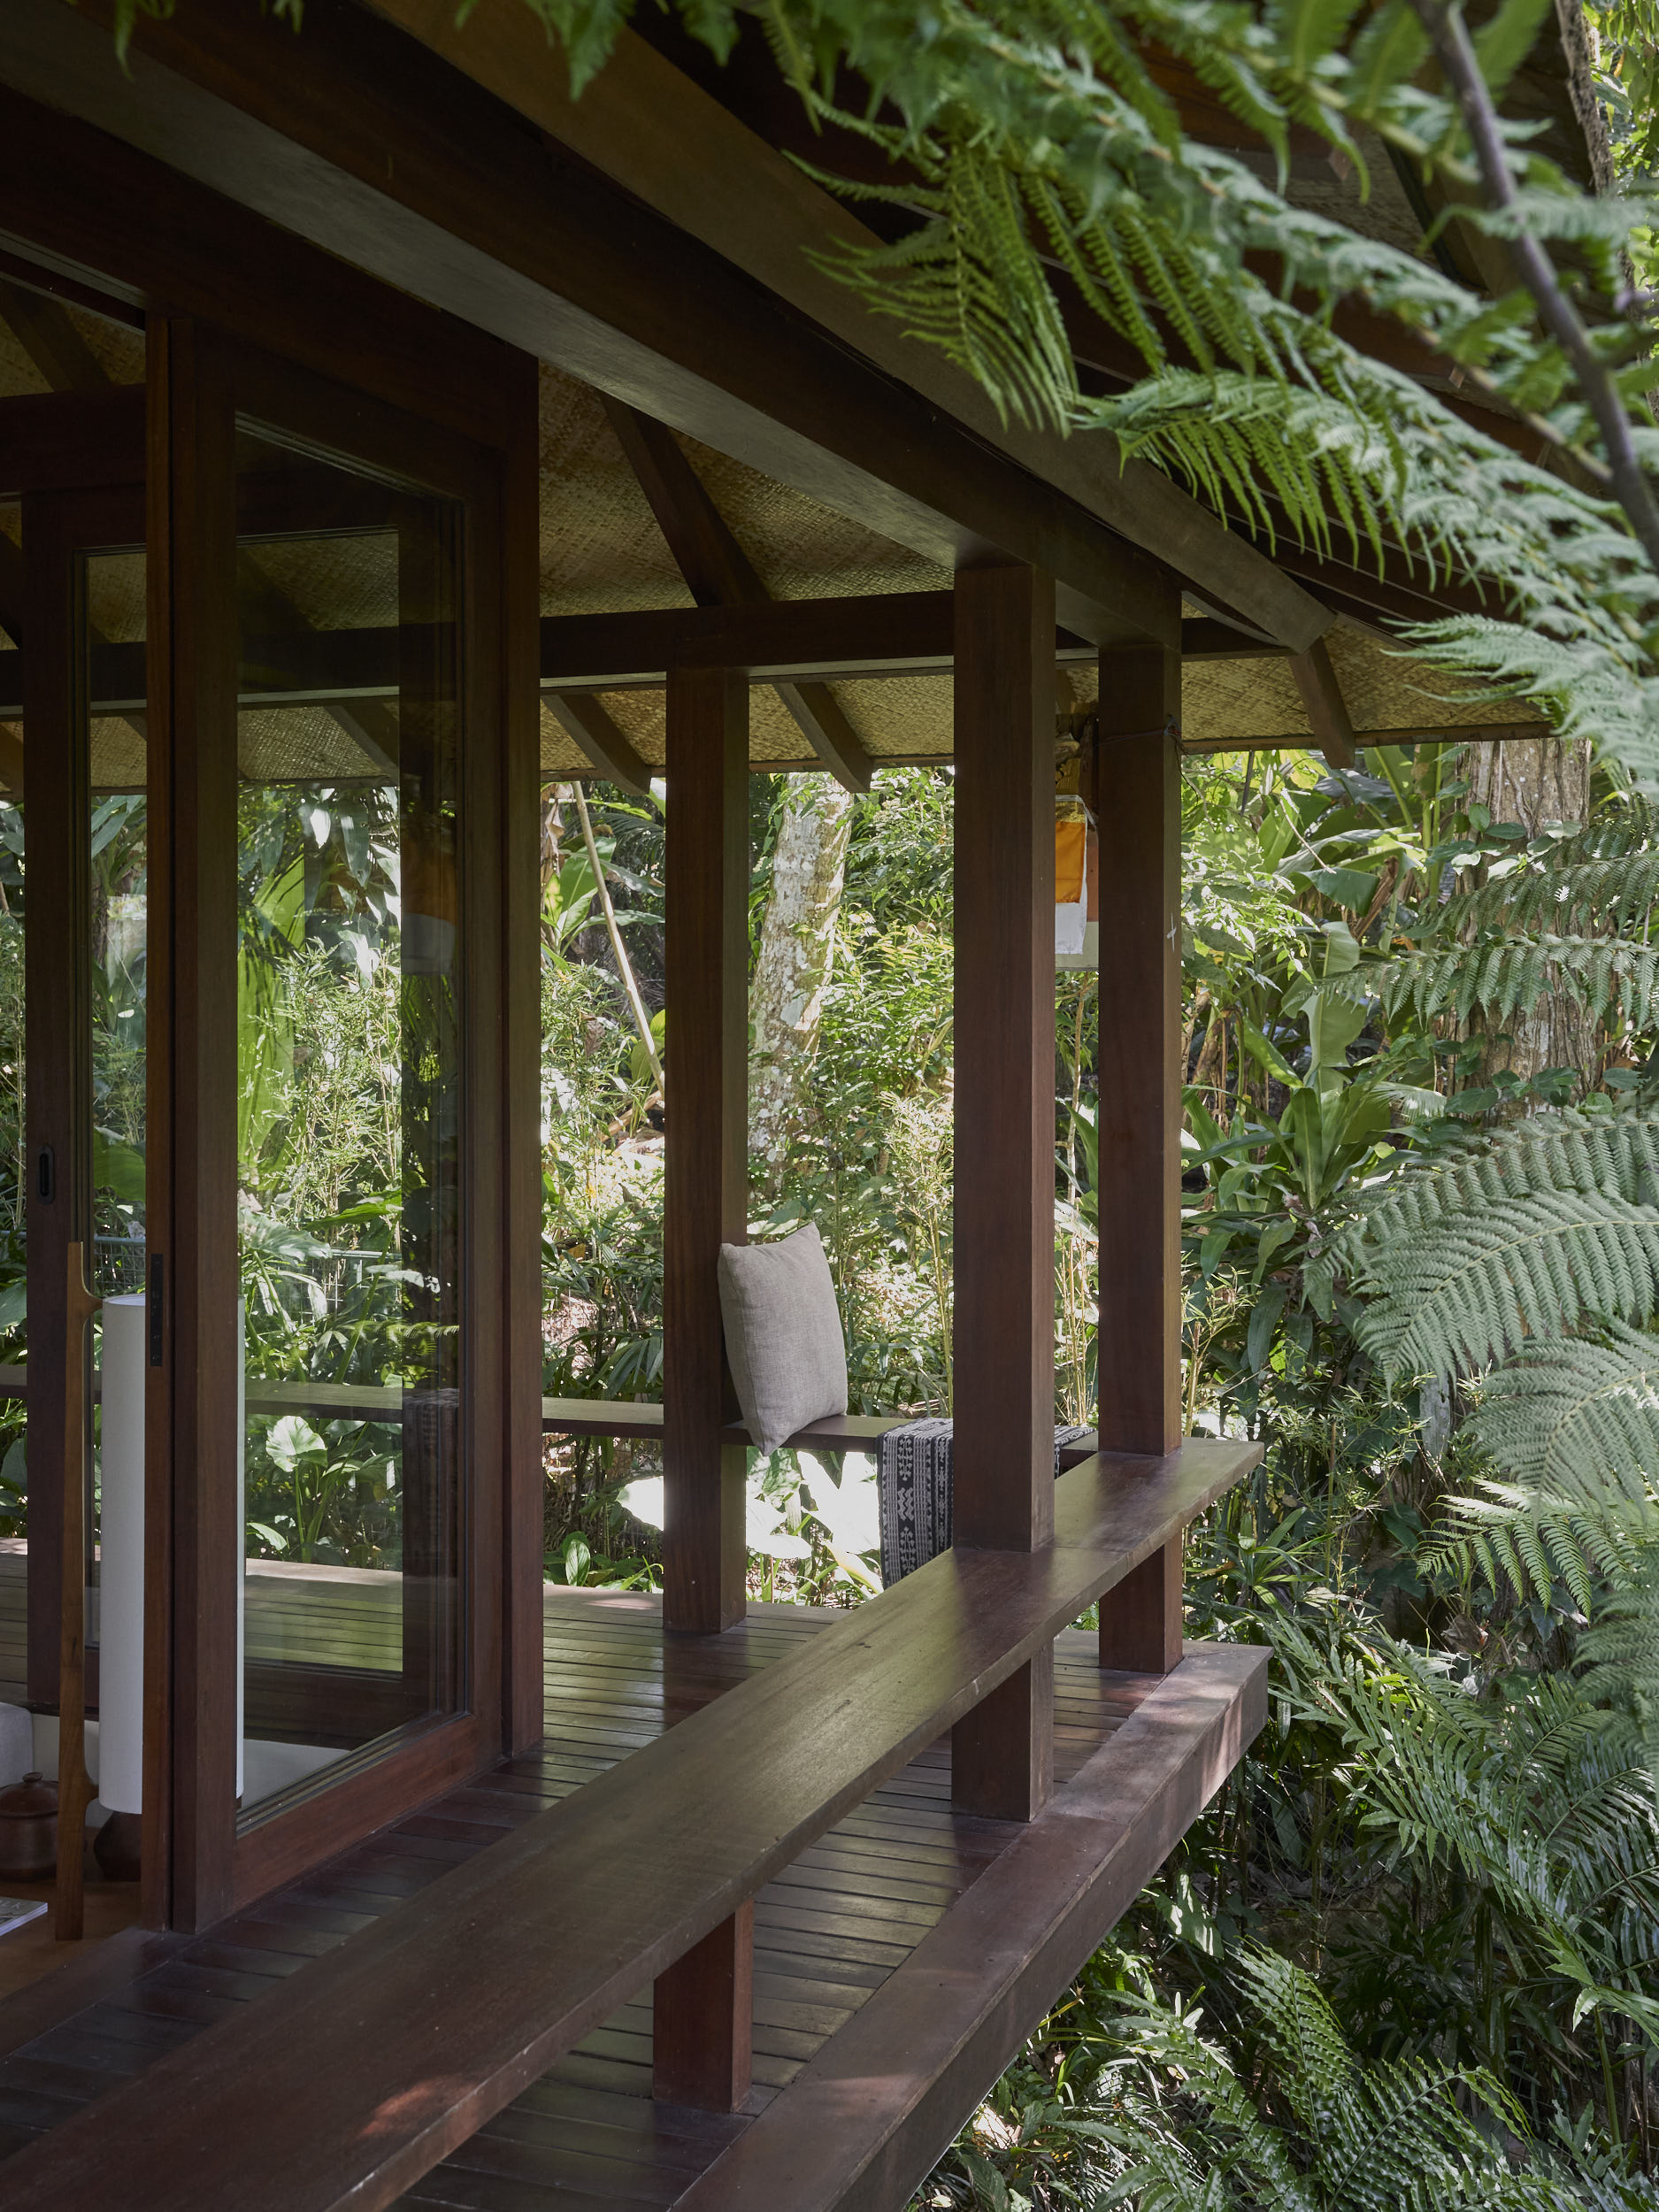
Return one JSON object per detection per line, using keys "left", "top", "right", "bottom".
{"left": 572, "top": 782, "right": 664, "bottom": 1093}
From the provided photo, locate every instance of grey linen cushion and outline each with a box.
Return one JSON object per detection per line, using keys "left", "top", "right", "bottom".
{"left": 718, "top": 1224, "right": 849, "bottom": 1455}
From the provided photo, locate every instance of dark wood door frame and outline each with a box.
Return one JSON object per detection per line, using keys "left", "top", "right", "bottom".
{"left": 148, "top": 321, "right": 539, "bottom": 1932}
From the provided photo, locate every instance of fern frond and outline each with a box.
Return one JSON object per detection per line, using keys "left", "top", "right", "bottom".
{"left": 1327, "top": 1108, "right": 1659, "bottom": 1284}
{"left": 1369, "top": 933, "right": 1659, "bottom": 1030}
{"left": 1467, "top": 1326, "right": 1659, "bottom": 1504}
{"left": 1358, "top": 1191, "right": 1659, "bottom": 1379}
{"left": 1425, "top": 1477, "right": 1642, "bottom": 1613}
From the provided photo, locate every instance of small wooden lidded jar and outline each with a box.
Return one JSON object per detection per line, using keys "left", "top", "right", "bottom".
{"left": 0, "top": 1771, "right": 57, "bottom": 1882}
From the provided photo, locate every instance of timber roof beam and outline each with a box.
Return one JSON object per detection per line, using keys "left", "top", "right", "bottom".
{"left": 0, "top": 0, "right": 1316, "bottom": 652}
{"left": 0, "top": 606, "right": 1306, "bottom": 722}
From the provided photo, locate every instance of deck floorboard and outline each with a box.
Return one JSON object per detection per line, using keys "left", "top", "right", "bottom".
{"left": 0, "top": 1563, "right": 1218, "bottom": 2208}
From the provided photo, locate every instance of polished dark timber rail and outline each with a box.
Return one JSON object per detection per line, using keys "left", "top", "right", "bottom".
{"left": 0, "top": 1366, "right": 1098, "bottom": 1464}
{"left": 0, "top": 1439, "right": 1262, "bottom": 2212}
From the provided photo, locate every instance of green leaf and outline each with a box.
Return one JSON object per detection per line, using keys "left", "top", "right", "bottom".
{"left": 1306, "top": 865, "right": 1379, "bottom": 910}
{"left": 1238, "top": 1017, "right": 1300, "bottom": 1089}
{"left": 266, "top": 1415, "right": 326, "bottom": 1472}
{"left": 1472, "top": 0, "right": 1555, "bottom": 98}
{"left": 1248, "top": 1280, "right": 1289, "bottom": 1372}
{"left": 92, "top": 1127, "right": 146, "bottom": 1203}
{"left": 1345, "top": 0, "right": 1431, "bottom": 119}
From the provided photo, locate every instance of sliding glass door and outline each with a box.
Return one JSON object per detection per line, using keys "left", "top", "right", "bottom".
{"left": 154, "top": 326, "right": 518, "bottom": 1929}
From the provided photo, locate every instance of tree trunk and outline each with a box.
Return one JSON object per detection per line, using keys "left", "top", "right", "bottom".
{"left": 1462, "top": 733, "right": 1595, "bottom": 1080}
{"left": 750, "top": 776, "right": 856, "bottom": 1173}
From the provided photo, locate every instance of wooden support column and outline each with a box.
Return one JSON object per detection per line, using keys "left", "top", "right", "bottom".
{"left": 1095, "top": 634, "right": 1187, "bottom": 1676}
{"left": 663, "top": 664, "right": 749, "bottom": 1634}
{"left": 654, "top": 1901, "right": 754, "bottom": 2111}
{"left": 949, "top": 563, "right": 1056, "bottom": 1823}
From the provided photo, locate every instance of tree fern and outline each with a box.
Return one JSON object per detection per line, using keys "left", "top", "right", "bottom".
{"left": 1097, "top": 1939, "right": 1656, "bottom": 2210}
{"left": 1271, "top": 1620, "right": 1659, "bottom": 2015}
{"left": 1358, "top": 1187, "right": 1659, "bottom": 1376}
{"left": 1333, "top": 816, "right": 1659, "bottom": 1028}
{"left": 1468, "top": 1322, "right": 1659, "bottom": 1503}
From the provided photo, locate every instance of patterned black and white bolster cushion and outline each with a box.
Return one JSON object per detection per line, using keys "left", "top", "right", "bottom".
{"left": 877, "top": 1422, "right": 1097, "bottom": 1584}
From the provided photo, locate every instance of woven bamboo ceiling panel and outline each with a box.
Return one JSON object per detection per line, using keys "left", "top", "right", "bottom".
{"left": 0, "top": 297, "right": 143, "bottom": 402}
{"left": 538, "top": 671, "right": 964, "bottom": 778}
{"left": 0, "top": 310, "right": 1552, "bottom": 790}
{"left": 537, "top": 365, "right": 950, "bottom": 616}
{"left": 1172, "top": 622, "right": 1545, "bottom": 746}
{"left": 86, "top": 549, "right": 145, "bottom": 646}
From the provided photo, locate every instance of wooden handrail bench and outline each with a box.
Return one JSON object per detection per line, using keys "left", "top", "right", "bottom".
{"left": 0, "top": 1438, "right": 1256, "bottom": 2212}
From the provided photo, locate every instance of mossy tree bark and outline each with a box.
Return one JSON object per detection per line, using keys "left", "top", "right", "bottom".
{"left": 1462, "top": 733, "right": 1595, "bottom": 1082}
{"left": 749, "top": 776, "right": 856, "bottom": 1176}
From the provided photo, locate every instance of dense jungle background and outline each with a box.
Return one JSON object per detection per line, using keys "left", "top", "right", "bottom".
{"left": 4, "top": 726, "right": 1659, "bottom": 2204}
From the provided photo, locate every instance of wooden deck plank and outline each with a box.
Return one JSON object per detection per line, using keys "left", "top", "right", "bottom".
{"left": 0, "top": 1444, "right": 1255, "bottom": 2211}
{"left": 0, "top": 1442, "right": 1259, "bottom": 2212}
{"left": 672, "top": 1643, "right": 1270, "bottom": 2212}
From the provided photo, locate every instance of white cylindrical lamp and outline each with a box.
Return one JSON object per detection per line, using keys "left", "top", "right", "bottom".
{"left": 96, "top": 1294, "right": 145, "bottom": 1816}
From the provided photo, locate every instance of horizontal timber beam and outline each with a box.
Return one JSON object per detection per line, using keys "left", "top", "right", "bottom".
{"left": 543, "top": 594, "right": 952, "bottom": 685}
{"left": 0, "top": 0, "right": 1274, "bottom": 649}
{"left": 1176, "top": 722, "right": 1547, "bottom": 755}
{"left": 0, "top": 595, "right": 1075, "bottom": 716}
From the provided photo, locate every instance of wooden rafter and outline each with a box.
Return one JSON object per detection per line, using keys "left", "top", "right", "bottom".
{"left": 1288, "top": 637, "right": 1358, "bottom": 771}
{"left": 0, "top": 288, "right": 400, "bottom": 780}
{"left": 0, "top": 20, "right": 1225, "bottom": 649}
{"left": 0, "top": 314, "right": 151, "bottom": 768}
{"left": 357, "top": 0, "right": 1325, "bottom": 650}
{"left": 543, "top": 692, "right": 652, "bottom": 796}
{"left": 0, "top": 274, "right": 111, "bottom": 394}
{"left": 603, "top": 399, "right": 872, "bottom": 791}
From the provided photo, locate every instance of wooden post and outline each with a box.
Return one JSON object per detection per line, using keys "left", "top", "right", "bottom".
{"left": 663, "top": 664, "right": 749, "bottom": 1634}
{"left": 1095, "top": 634, "right": 1187, "bottom": 1676}
{"left": 950, "top": 563, "right": 1056, "bottom": 1822}
{"left": 654, "top": 1901, "right": 754, "bottom": 2111}
{"left": 153, "top": 319, "right": 243, "bottom": 1932}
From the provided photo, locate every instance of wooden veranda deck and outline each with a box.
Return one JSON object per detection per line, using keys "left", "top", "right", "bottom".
{"left": 0, "top": 1454, "right": 1266, "bottom": 2212}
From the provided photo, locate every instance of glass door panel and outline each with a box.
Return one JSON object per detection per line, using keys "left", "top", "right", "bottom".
{"left": 234, "top": 423, "right": 464, "bottom": 1818}
{"left": 86, "top": 543, "right": 148, "bottom": 1830}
